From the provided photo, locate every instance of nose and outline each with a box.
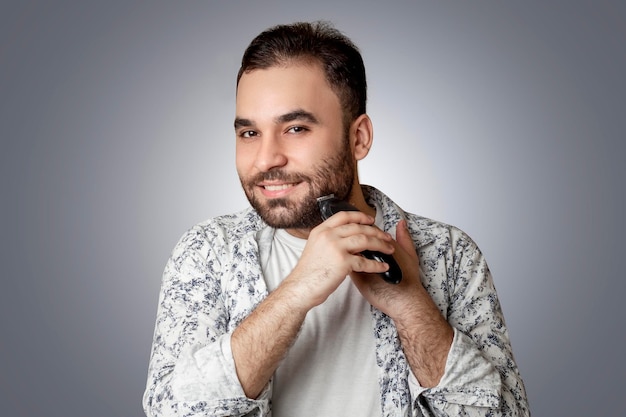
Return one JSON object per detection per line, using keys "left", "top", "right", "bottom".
{"left": 254, "top": 136, "right": 288, "bottom": 172}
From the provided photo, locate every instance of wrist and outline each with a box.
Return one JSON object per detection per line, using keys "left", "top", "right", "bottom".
{"left": 274, "top": 274, "right": 316, "bottom": 315}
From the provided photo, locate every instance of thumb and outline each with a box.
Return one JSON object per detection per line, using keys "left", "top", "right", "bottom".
{"left": 395, "top": 219, "right": 416, "bottom": 256}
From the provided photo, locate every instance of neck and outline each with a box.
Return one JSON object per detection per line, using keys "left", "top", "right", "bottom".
{"left": 347, "top": 184, "right": 375, "bottom": 218}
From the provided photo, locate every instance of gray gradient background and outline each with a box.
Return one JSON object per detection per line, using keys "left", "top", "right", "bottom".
{"left": 1, "top": 1, "right": 624, "bottom": 416}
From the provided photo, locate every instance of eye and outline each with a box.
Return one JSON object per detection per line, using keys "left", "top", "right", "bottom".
{"left": 239, "top": 130, "right": 258, "bottom": 139}
{"left": 286, "top": 126, "right": 308, "bottom": 134}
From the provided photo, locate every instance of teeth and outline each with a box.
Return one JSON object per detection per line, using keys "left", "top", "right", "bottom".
{"left": 264, "top": 184, "right": 293, "bottom": 191}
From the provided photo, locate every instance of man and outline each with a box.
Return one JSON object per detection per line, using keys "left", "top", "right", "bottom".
{"left": 143, "top": 21, "right": 529, "bottom": 416}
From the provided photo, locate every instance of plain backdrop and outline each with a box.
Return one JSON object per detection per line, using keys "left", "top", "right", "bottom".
{"left": 1, "top": 1, "right": 624, "bottom": 416}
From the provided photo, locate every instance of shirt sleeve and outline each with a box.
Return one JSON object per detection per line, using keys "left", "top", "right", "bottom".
{"left": 407, "top": 328, "right": 502, "bottom": 407}
{"left": 408, "top": 230, "right": 530, "bottom": 416}
{"left": 142, "top": 226, "right": 271, "bottom": 417}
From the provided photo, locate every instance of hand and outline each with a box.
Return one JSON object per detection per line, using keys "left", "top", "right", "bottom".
{"left": 284, "top": 210, "right": 396, "bottom": 312}
{"left": 350, "top": 219, "right": 429, "bottom": 319}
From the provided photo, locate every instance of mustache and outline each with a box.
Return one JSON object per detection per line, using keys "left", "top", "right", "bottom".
{"left": 248, "top": 169, "right": 311, "bottom": 184}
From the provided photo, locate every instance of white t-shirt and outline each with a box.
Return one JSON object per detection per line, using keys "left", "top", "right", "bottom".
{"left": 260, "top": 221, "right": 383, "bottom": 416}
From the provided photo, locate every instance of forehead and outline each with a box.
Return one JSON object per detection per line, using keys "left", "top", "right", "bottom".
{"left": 235, "top": 63, "right": 342, "bottom": 120}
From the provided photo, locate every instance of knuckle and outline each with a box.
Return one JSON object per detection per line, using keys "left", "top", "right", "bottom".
{"left": 353, "top": 256, "right": 367, "bottom": 271}
{"left": 353, "top": 233, "right": 369, "bottom": 247}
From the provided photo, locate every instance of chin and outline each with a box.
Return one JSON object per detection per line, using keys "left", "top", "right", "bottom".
{"left": 255, "top": 198, "right": 323, "bottom": 229}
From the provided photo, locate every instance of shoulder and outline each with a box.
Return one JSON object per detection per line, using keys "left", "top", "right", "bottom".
{"left": 167, "top": 207, "right": 266, "bottom": 268}
{"left": 405, "top": 212, "right": 478, "bottom": 254}
{"left": 364, "top": 184, "right": 477, "bottom": 251}
{"left": 180, "top": 207, "right": 265, "bottom": 246}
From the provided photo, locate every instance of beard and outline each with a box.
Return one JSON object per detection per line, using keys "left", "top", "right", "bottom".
{"left": 239, "top": 135, "right": 355, "bottom": 229}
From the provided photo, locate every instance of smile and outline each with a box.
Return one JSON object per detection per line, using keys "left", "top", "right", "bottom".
{"left": 263, "top": 183, "right": 296, "bottom": 191}
{"left": 257, "top": 181, "right": 303, "bottom": 198}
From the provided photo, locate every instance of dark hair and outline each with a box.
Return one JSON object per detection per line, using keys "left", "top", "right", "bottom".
{"left": 237, "top": 21, "right": 367, "bottom": 123}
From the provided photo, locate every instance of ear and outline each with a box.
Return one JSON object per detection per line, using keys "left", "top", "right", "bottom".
{"left": 351, "top": 114, "right": 374, "bottom": 161}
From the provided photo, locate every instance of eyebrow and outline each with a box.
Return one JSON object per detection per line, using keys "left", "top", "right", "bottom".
{"left": 234, "top": 117, "right": 254, "bottom": 129}
{"left": 234, "top": 109, "right": 320, "bottom": 130}
{"left": 275, "top": 109, "right": 319, "bottom": 125}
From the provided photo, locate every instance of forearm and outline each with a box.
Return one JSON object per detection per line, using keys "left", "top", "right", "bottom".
{"left": 231, "top": 280, "right": 308, "bottom": 399}
{"left": 392, "top": 288, "right": 454, "bottom": 388}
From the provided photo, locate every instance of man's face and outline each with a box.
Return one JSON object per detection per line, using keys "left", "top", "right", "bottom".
{"left": 235, "top": 63, "right": 355, "bottom": 231}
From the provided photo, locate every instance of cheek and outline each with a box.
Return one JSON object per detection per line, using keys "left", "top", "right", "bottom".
{"left": 235, "top": 146, "right": 253, "bottom": 175}
{"left": 294, "top": 141, "right": 332, "bottom": 164}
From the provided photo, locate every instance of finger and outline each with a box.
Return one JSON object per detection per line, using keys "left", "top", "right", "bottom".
{"left": 323, "top": 210, "right": 375, "bottom": 227}
{"left": 395, "top": 219, "right": 418, "bottom": 260}
{"left": 333, "top": 222, "right": 393, "bottom": 242}
{"left": 351, "top": 253, "right": 392, "bottom": 274}
{"left": 343, "top": 232, "right": 395, "bottom": 256}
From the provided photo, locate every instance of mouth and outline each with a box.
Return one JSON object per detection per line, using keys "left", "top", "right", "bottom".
{"left": 262, "top": 183, "right": 296, "bottom": 191}
{"left": 257, "top": 181, "right": 302, "bottom": 197}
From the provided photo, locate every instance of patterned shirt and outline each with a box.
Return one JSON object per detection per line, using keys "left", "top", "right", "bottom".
{"left": 143, "top": 185, "right": 530, "bottom": 416}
